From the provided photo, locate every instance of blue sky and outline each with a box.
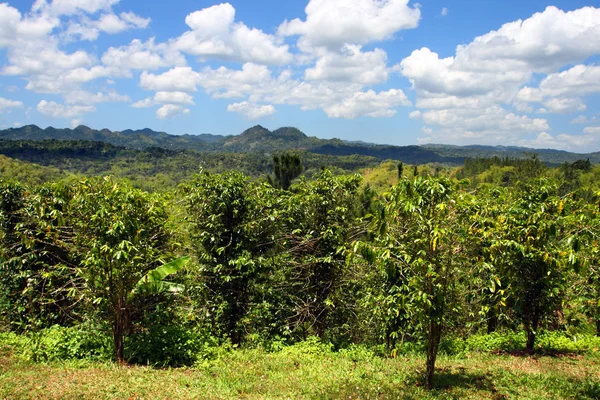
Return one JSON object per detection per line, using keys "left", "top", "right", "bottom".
{"left": 1, "top": 0, "right": 600, "bottom": 151}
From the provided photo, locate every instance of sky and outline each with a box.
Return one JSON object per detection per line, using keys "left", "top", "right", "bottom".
{"left": 1, "top": 0, "right": 600, "bottom": 152}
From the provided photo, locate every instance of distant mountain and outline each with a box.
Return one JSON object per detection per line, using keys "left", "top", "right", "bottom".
{"left": 1, "top": 124, "right": 598, "bottom": 165}
{"left": 0, "top": 125, "right": 227, "bottom": 152}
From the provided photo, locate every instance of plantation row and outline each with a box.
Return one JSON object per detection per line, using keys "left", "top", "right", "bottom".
{"left": 1, "top": 165, "right": 599, "bottom": 388}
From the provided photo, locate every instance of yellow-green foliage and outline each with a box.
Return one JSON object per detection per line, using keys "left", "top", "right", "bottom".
{"left": 361, "top": 161, "right": 400, "bottom": 192}
{"left": 0, "top": 155, "right": 68, "bottom": 186}
{"left": 579, "top": 165, "right": 600, "bottom": 191}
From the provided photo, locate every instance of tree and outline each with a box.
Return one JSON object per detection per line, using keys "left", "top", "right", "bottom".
{"left": 281, "top": 170, "right": 363, "bottom": 339}
{"left": 269, "top": 152, "right": 303, "bottom": 190}
{"left": 397, "top": 162, "right": 404, "bottom": 180}
{"left": 359, "top": 177, "right": 467, "bottom": 389}
{"left": 183, "top": 171, "right": 277, "bottom": 344}
{"left": 489, "top": 180, "right": 570, "bottom": 352}
{"left": 70, "top": 177, "right": 175, "bottom": 363}
{"left": 0, "top": 181, "right": 81, "bottom": 331}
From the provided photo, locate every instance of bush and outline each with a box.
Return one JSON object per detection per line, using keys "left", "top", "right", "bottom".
{"left": 17, "top": 324, "right": 113, "bottom": 362}
{"left": 125, "top": 324, "right": 205, "bottom": 367}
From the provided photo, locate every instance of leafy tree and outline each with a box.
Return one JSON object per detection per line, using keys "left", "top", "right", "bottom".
{"left": 489, "top": 180, "right": 570, "bottom": 352}
{"left": 357, "top": 177, "right": 467, "bottom": 389}
{"left": 281, "top": 170, "right": 363, "bottom": 340}
{"left": 0, "top": 181, "right": 81, "bottom": 331}
{"left": 70, "top": 177, "right": 175, "bottom": 363}
{"left": 183, "top": 171, "right": 277, "bottom": 344}
{"left": 269, "top": 152, "right": 303, "bottom": 190}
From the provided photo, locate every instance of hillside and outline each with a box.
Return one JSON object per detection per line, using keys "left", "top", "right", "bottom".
{"left": 1, "top": 125, "right": 599, "bottom": 165}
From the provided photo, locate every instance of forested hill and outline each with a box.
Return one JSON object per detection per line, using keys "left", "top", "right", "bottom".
{"left": 2, "top": 124, "right": 599, "bottom": 165}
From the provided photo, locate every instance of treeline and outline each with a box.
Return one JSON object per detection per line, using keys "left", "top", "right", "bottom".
{"left": 0, "top": 140, "right": 381, "bottom": 191}
{"left": 1, "top": 162, "right": 599, "bottom": 388}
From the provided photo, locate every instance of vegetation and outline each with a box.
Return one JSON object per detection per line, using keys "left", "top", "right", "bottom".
{"left": 1, "top": 140, "right": 600, "bottom": 395}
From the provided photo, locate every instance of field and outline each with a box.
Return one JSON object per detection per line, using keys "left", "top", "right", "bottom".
{"left": 1, "top": 339, "right": 600, "bottom": 400}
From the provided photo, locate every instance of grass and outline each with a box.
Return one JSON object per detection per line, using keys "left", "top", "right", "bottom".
{"left": 1, "top": 340, "right": 600, "bottom": 399}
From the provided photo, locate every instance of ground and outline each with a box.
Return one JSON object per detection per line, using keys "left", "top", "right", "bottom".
{"left": 1, "top": 347, "right": 599, "bottom": 399}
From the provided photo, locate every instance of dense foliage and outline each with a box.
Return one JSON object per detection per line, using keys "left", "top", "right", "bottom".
{"left": 1, "top": 153, "right": 599, "bottom": 388}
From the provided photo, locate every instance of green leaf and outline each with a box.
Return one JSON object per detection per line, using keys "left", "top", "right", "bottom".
{"left": 134, "top": 256, "right": 190, "bottom": 295}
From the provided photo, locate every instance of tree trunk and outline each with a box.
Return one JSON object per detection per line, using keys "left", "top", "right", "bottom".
{"left": 526, "top": 316, "right": 538, "bottom": 354}
{"left": 425, "top": 321, "right": 442, "bottom": 390}
{"left": 526, "top": 329, "right": 535, "bottom": 354}
{"left": 487, "top": 309, "right": 498, "bottom": 334}
{"left": 113, "top": 297, "right": 126, "bottom": 364}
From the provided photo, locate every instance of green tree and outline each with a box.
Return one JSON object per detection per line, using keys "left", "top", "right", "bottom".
{"left": 358, "top": 177, "right": 467, "bottom": 389}
{"left": 281, "top": 170, "right": 363, "bottom": 340}
{"left": 0, "top": 181, "right": 81, "bottom": 331}
{"left": 183, "top": 171, "right": 277, "bottom": 344}
{"left": 70, "top": 177, "right": 174, "bottom": 363}
{"left": 489, "top": 180, "right": 570, "bottom": 352}
{"left": 269, "top": 152, "right": 304, "bottom": 190}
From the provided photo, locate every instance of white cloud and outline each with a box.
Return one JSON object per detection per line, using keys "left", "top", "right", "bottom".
{"left": 441, "top": 7, "right": 448, "bottom": 17}
{"left": 0, "top": 97, "right": 24, "bottom": 111}
{"left": 197, "top": 63, "right": 273, "bottom": 98}
{"left": 66, "top": 11, "right": 150, "bottom": 41}
{"left": 70, "top": 118, "right": 82, "bottom": 128}
{"left": 538, "top": 97, "right": 586, "bottom": 114}
{"left": 189, "top": 63, "right": 412, "bottom": 119}
{"left": 397, "top": 6, "right": 600, "bottom": 145}
{"left": 140, "top": 67, "right": 201, "bottom": 92}
{"left": 571, "top": 115, "right": 598, "bottom": 124}
{"left": 37, "top": 100, "right": 95, "bottom": 118}
{"left": 517, "top": 65, "right": 600, "bottom": 114}
{"left": 278, "top": 0, "right": 420, "bottom": 51}
{"left": 583, "top": 126, "right": 600, "bottom": 135}
{"left": 174, "top": 3, "right": 292, "bottom": 65}
{"left": 409, "top": 110, "right": 421, "bottom": 119}
{"left": 519, "top": 131, "right": 600, "bottom": 152}
{"left": 131, "top": 97, "right": 153, "bottom": 108}
{"left": 154, "top": 91, "right": 195, "bottom": 105}
{"left": 304, "top": 45, "right": 389, "bottom": 85}
{"left": 132, "top": 91, "right": 194, "bottom": 108}
{"left": 156, "top": 104, "right": 189, "bottom": 119}
{"left": 323, "top": 89, "right": 411, "bottom": 119}
{"left": 32, "top": 0, "right": 119, "bottom": 16}
{"left": 64, "top": 90, "right": 129, "bottom": 105}
{"left": 101, "top": 39, "right": 185, "bottom": 71}
{"left": 227, "top": 101, "right": 276, "bottom": 120}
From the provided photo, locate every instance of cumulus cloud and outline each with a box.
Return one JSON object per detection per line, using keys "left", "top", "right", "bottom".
{"left": 101, "top": 39, "right": 185, "bottom": 71}
{"left": 174, "top": 3, "right": 292, "bottom": 65}
{"left": 37, "top": 100, "right": 95, "bottom": 118}
{"left": 140, "top": 67, "right": 201, "bottom": 92}
{"left": 304, "top": 45, "right": 389, "bottom": 85}
{"left": 65, "top": 11, "right": 150, "bottom": 41}
{"left": 185, "top": 63, "right": 412, "bottom": 119}
{"left": 64, "top": 90, "right": 129, "bottom": 105}
{"left": 0, "top": 97, "right": 24, "bottom": 111}
{"left": 519, "top": 131, "right": 600, "bottom": 152}
{"left": 131, "top": 97, "right": 153, "bottom": 108}
{"left": 32, "top": 0, "right": 119, "bottom": 16}
{"left": 154, "top": 91, "right": 195, "bottom": 105}
{"left": 227, "top": 101, "right": 276, "bottom": 120}
{"left": 278, "top": 0, "right": 420, "bottom": 51}
{"left": 323, "top": 89, "right": 411, "bottom": 118}
{"left": 517, "top": 64, "right": 600, "bottom": 114}
{"left": 0, "top": 0, "right": 150, "bottom": 119}
{"left": 156, "top": 104, "right": 189, "bottom": 119}
{"left": 583, "top": 126, "right": 600, "bottom": 135}
{"left": 397, "top": 5, "right": 600, "bottom": 145}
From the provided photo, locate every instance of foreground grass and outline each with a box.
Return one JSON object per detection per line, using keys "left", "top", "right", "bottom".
{"left": 1, "top": 344, "right": 600, "bottom": 400}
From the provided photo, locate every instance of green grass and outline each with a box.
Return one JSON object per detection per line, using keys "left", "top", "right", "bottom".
{"left": 1, "top": 339, "right": 600, "bottom": 399}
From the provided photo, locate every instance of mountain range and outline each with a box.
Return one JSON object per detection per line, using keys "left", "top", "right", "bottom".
{"left": 1, "top": 124, "right": 598, "bottom": 165}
